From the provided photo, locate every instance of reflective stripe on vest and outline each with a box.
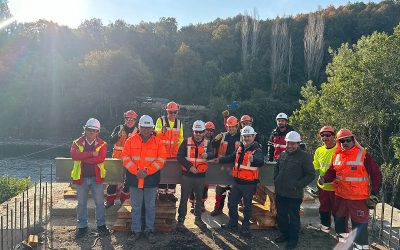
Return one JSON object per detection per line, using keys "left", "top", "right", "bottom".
{"left": 160, "top": 116, "right": 181, "bottom": 158}
{"left": 232, "top": 147, "right": 259, "bottom": 181}
{"left": 274, "top": 143, "right": 287, "bottom": 148}
{"left": 183, "top": 137, "right": 208, "bottom": 173}
{"left": 218, "top": 133, "right": 239, "bottom": 157}
{"left": 112, "top": 126, "right": 138, "bottom": 158}
{"left": 71, "top": 140, "right": 106, "bottom": 181}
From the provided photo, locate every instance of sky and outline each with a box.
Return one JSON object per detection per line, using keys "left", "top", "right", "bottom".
{"left": 7, "top": 0, "right": 381, "bottom": 28}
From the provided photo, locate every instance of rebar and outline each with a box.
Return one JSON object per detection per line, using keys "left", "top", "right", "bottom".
{"left": 11, "top": 209, "right": 13, "bottom": 249}
{"left": 22, "top": 192, "right": 24, "bottom": 241}
{"left": 6, "top": 204, "right": 8, "bottom": 250}
{"left": 27, "top": 187, "right": 30, "bottom": 234}
{"left": 19, "top": 201, "right": 22, "bottom": 246}
{"left": 34, "top": 182, "right": 37, "bottom": 231}
{"left": 1, "top": 215, "right": 3, "bottom": 250}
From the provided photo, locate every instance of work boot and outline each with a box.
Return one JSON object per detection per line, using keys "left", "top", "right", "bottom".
{"left": 97, "top": 225, "right": 111, "bottom": 236}
{"left": 176, "top": 217, "right": 185, "bottom": 232}
{"left": 127, "top": 232, "right": 141, "bottom": 245}
{"left": 105, "top": 194, "right": 116, "bottom": 208}
{"left": 75, "top": 227, "right": 88, "bottom": 239}
{"left": 194, "top": 216, "right": 206, "bottom": 227}
{"left": 144, "top": 231, "right": 156, "bottom": 244}
{"left": 167, "top": 193, "right": 178, "bottom": 202}
{"left": 158, "top": 193, "right": 168, "bottom": 202}
{"left": 210, "top": 209, "right": 222, "bottom": 217}
{"left": 220, "top": 223, "right": 238, "bottom": 231}
{"left": 240, "top": 228, "right": 252, "bottom": 238}
{"left": 286, "top": 241, "right": 298, "bottom": 250}
{"left": 274, "top": 235, "right": 289, "bottom": 243}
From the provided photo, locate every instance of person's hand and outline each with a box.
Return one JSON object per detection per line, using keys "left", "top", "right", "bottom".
{"left": 213, "top": 158, "right": 220, "bottom": 163}
{"left": 249, "top": 154, "right": 254, "bottom": 163}
{"left": 137, "top": 169, "right": 148, "bottom": 178}
{"left": 162, "top": 125, "right": 167, "bottom": 133}
{"left": 318, "top": 177, "right": 325, "bottom": 185}
{"left": 222, "top": 110, "right": 229, "bottom": 117}
{"left": 189, "top": 166, "right": 198, "bottom": 174}
{"left": 201, "top": 153, "right": 208, "bottom": 159}
{"left": 92, "top": 151, "right": 99, "bottom": 157}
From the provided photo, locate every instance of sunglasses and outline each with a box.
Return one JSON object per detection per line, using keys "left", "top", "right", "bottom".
{"left": 206, "top": 129, "right": 214, "bottom": 132}
{"left": 321, "top": 133, "right": 333, "bottom": 138}
{"left": 168, "top": 111, "right": 177, "bottom": 115}
{"left": 339, "top": 138, "right": 352, "bottom": 143}
{"left": 125, "top": 118, "right": 136, "bottom": 121}
{"left": 194, "top": 130, "right": 205, "bottom": 134}
{"left": 86, "top": 128, "right": 99, "bottom": 133}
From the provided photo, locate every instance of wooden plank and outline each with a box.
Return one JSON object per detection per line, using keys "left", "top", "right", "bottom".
{"left": 28, "top": 235, "right": 39, "bottom": 247}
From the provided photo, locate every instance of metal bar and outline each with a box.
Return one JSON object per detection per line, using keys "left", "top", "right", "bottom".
{"left": 40, "top": 187, "right": 44, "bottom": 227}
{"left": 34, "top": 182, "right": 37, "bottom": 231}
{"left": 6, "top": 204, "right": 8, "bottom": 250}
{"left": 11, "top": 209, "right": 13, "bottom": 249}
{"left": 27, "top": 187, "right": 30, "bottom": 235}
{"left": 22, "top": 191, "right": 24, "bottom": 241}
{"left": 14, "top": 199, "right": 17, "bottom": 248}
{"left": 45, "top": 182, "right": 48, "bottom": 223}
{"left": 50, "top": 163, "right": 53, "bottom": 250}
{"left": 39, "top": 165, "right": 42, "bottom": 227}
{"left": 1, "top": 216, "right": 3, "bottom": 250}
{"left": 379, "top": 186, "right": 385, "bottom": 238}
{"left": 20, "top": 201, "right": 22, "bottom": 247}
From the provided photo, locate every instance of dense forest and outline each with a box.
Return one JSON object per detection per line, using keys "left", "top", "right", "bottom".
{"left": 1, "top": 0, "right": 400, "bottom": 141}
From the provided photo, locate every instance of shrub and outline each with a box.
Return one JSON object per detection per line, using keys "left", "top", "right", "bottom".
{"left": 0, "top": 175, "right": 31, "bottom": 203}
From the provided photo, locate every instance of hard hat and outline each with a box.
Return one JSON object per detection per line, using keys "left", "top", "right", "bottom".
{"left": 138, "top": 115, "right": 155, "bottom": 128}
{"left": 226, "top": 116, "right": 238, "bottom": 126}
{"left": 336, "top": 129, "right": 353, "bottom": 140}
{"left": 319, "top": 125, "right": 335, "bottom": 135}
{"left": 241, "top": 126, "right": 257, "bottom": 135}
{"left": 205, "top": 121, "right": 215, "bottom": 130}
{"left": 165, "top": 101, "right": 179, "bottom": 111}
{"left": 285, "top": 131, "right": 301, "bottom": 142}
{"left": 124, "top": 110, "right": 138, "bottom": 119}
{"left": 276, "top": 113, "right": 288, "bottom": 121}
{"left": 85, "top": 118, "right": 101, "bottom": 130}
{"left": 240, "top": 115, "right": 253, "bottom": 123}
{"left": 192, "top": 120, "right": 206, "bottom": 131}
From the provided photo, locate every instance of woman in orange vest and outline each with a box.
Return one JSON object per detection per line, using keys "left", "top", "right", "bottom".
{"left": 320, "top": 129, "right": 382, "bottom": 249}
{"left": 217, "top": 126, "right": 264, "bottom": 238}
{"left": 105, "top": 110, "right": 138, "bottom": 208}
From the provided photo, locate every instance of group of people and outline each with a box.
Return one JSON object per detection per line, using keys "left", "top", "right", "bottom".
{"left": 69, "top": 101, "right": 382, "bottom": 249}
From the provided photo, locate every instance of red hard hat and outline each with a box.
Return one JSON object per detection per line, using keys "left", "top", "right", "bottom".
{"left": 319, "top": 125, "right": 335, "bottom": 135}
{"left": 240, "top": 115, "right": 253, "bottom": 123}
{"left": 205, "top": 121, "right": 215, "bottom": 130}
{"left": 124, "top": 110, "right": 137, "bottom": 119}
{"left": 336, "top": 128, "right": 354, "bottom": 140}
{"left": 165, "top": 101, "right": 179, "bottom": 111}
{"left": 226, "top": 116, "right": 238, "bottom": 127}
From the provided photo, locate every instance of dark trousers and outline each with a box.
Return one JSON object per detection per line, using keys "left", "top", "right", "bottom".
{"left": 178, "top": 176, "right": 205, "bottom": 220}
{"left": 228, "top": 183, "right": 257, "bottom": 229}
{"left": 276, "top": 194, "right": 302, "bottom": 244}
{"left": 214, "top": 185, "right": 231, "bottom": 210}
{"left": 318, "top": 187, "right": 336, "bottom": 228}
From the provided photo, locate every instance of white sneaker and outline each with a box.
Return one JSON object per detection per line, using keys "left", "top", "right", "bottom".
{"left": 320, "top": 225, "right": 330, "bottom": 233}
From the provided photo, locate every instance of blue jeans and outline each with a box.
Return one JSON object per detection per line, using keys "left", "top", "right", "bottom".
{"left": 129, "top": 186, "right": 157, "bottom": 233}
{"left": 75, "top": 177, "right": 106, "bottom": 228}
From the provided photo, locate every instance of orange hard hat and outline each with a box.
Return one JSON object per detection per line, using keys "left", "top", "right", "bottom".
{"left": 124, "top": 110, "right": 137, "bottom": 119}
{"left": 226, "top": 116, "right": 238, "bottom": 127}
{"left": 319, "top": 125, "right": 335, "bottom": 135}
{"left": 240, "top": 115, "right": 253, "bottom": 123}
{"left": 205, "top": 121, "right": 215, "bottom": 130}
{"left": 165, "top": 101, "right": 179, "bottom": 111}
{"left": 336, "top": 128, "right": 354, "bottom": 140}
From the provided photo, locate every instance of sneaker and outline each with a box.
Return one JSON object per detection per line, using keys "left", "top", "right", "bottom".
{"left": 220, "top": 223, "right": 238, "bottom": 231}
{"left": 320, "top": 225, "right": 330, "bottom": 233}
{"left": 104, "top": 201, "right": 114, "bottom": 209}
{"left": 190, "top": 204, "right": 195, "bottom": 214}
{"left": 167, "top": 193, "right": 178, "bottom": 202}
{"left": 210, "top": 209, "right": 222, "bottom": 217}
{"left": 144, "top": 231, "right": 156, "bottom": 244}
{"left": 240, "top": 228, "right": 252, "bottom": 238}
{"left": 75, "top": 227, "right": 88, "bottom": 239}
{"left": 158, "top": 193, "right": 168, "bottom": 201}
{"left": 127, "top": 232, "right": 141, "bottom": 245}
{"left": 97, "top": 225, "right": 111, "bottom": 236}
{"left": 274, "top": 235, "right": 289, "bottom": 243}
{"left": 176, "top": 219, "right": 185, "bottom": 232}
{"left": 194, "top": 217, "right": 206, "bottom": 227}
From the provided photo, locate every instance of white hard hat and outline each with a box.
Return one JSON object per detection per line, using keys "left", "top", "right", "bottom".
{"left": 285, "top": 131, "right": 301, "bottom": 142}
{"left": 138, "top": 115, "right": 154, "bottom": 128}
{"left": 84, "top": 118, "right": 100, "bottom": 130}
{"left": 192, "top": 120, "right": 206, "bottom": 131}
{"left": 241, "top": 126, "right": 257, "bottom": 135}
{"left": 276, "top": 113, "right": 288, "bottom": 121}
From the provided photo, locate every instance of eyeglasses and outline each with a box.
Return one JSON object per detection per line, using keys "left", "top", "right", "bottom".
{"left": 125, "top": 118, "right": 136, "bottom": 121}
{"left": 168, "top": 111, "right": 177, "bottom": 115}
{"left": 86, "top": 128, "right": 99, "bottom": 133}
{"left": 194, "top": 130, "right": 205, "bottom": 134}
{"left": 339, "top": 138, "right": 352, "bottom": 143}
{"left": 206, "top": 129, "right": 214, "bottom": 132}
{"left": 321, "top": 133, "right": 332, "bottom": 138}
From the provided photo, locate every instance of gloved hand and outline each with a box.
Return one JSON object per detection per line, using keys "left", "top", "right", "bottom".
{"left": 366, "top": 194, "right": 379, "bottom": 209}
{"left": 222, "top": 110, "right": 229, "bottom": 117}
{"left": 214, "top": 133, "right": 223, "bottom": 141}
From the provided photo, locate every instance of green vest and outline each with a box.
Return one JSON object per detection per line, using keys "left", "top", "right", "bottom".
{"left": 71, "top": 139, "right": 106, "bottom": 181}
{"left": 313, "top": 145, "right": 336, "bottom": 191}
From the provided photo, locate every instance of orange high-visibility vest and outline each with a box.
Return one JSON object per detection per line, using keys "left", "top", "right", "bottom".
{"left": 112, "top": 125, "right": 138, "bottom": 159}
{"left": 332, "top": 146, "right": 369, "bottom": 200}
{"left": 232, "top": 147, "right": 259, "bottom": 181}
{"left": 182, "top": 137, "right": 209, "bottom": 173}
{"left": 217, "top": 132, "right": 240, "bottom": 157}
{"left": 158, "top": 116, "right": 181, "bottom": 158}
{"left": 121, "top": 134, "right": 167, "bottom": 188}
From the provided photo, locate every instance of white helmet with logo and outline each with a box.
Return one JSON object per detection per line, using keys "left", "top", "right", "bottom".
{"left": 276, "top": 113, "right": 288, "bottom": 121}
{"left": 138, "top": 115, "right": 154, "bottom": 128}
{"left": 285, "top": 131, "right": 301, "bottom": 142}
{"left": 84, "top": 118, "right": 101, "bottom": 130}
{"left": 192, "top": 120, "right": 206, "bottom": 131}
{"left": 241, "top": 126, "right": 257, "bottom": 135}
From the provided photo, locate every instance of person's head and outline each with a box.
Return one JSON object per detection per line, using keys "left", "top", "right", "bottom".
{"left": 226, "top": 116, "right": 238, "bottom": 135}
{"left": 276, "top": 113, "right": 288, "bottom": 129}
{"left": 83, "top": 118, "right": 100, "bottom": 141}
{"left": 165, "top": 101, "right": 179, "bottom": 121}
{"left": 240, "top": 115, "right": 253, "bottom": 128}
{"left": 284, "top": 131, "right": 301, "bottom": 153}
{"left": 138, "top": 115, "right": 154, "bottom": 139}
{"left": 241, "top": 126, "right": 257, "bottom": 146}
{"left": 319, "top": 125, "right": 335, "bottom": 148}
{"left": 204, "top": 121, "right": 215, "bottom": 139}
{"left": 124, "top": 110, "right": 137, "bottom": 128}
{"left": 336, "top": 128, "right": 355, "bottom": 150}
{"left": 192, "top": 120, "right": 206, "bottom": 142}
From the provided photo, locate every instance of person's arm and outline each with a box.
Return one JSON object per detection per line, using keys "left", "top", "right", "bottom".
{"left": 313, "top": 149, "right": 320, "bottom": 171}
{"left": 273, "top": 158, "right": 280, "bottom": 181}
{"left": 146, "top": 137, "right": 168, "bottom": 175}
{"left": 83, "top": 143, "right": 107, "bottom": 165}
{"left": 70, "top": 142, "right": 93, "bottom": 160}
{"left": 295, "top": 152, "right": 315, "bottom": 188}
{"left": 154, "top": 117, "right": 163, "bottom": 135}
{"left": 365, "top": 153, "right": 382, "bottom": 195}
{"left": 267, "top": 133, "right": 275, "bottom": 162}
{"left": 178, "top": 121, "right": 184, "bottom": 145}
{"left": 251, "top": 148, "right": 264, "bottom": 167}
{"left": 109, "top": 125, "right": 122, "bottom": 145}
{"left": 121, "top": 137, "right": 139, "bottom": 175}
{"left": 206, "top": 141, "right": 214, "bottom": 159}
{"left": 177, "top": 140, "right": 192, "bottom": 171}
{"left": 219, "top": 149, "right": 236, "bottom": 163}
